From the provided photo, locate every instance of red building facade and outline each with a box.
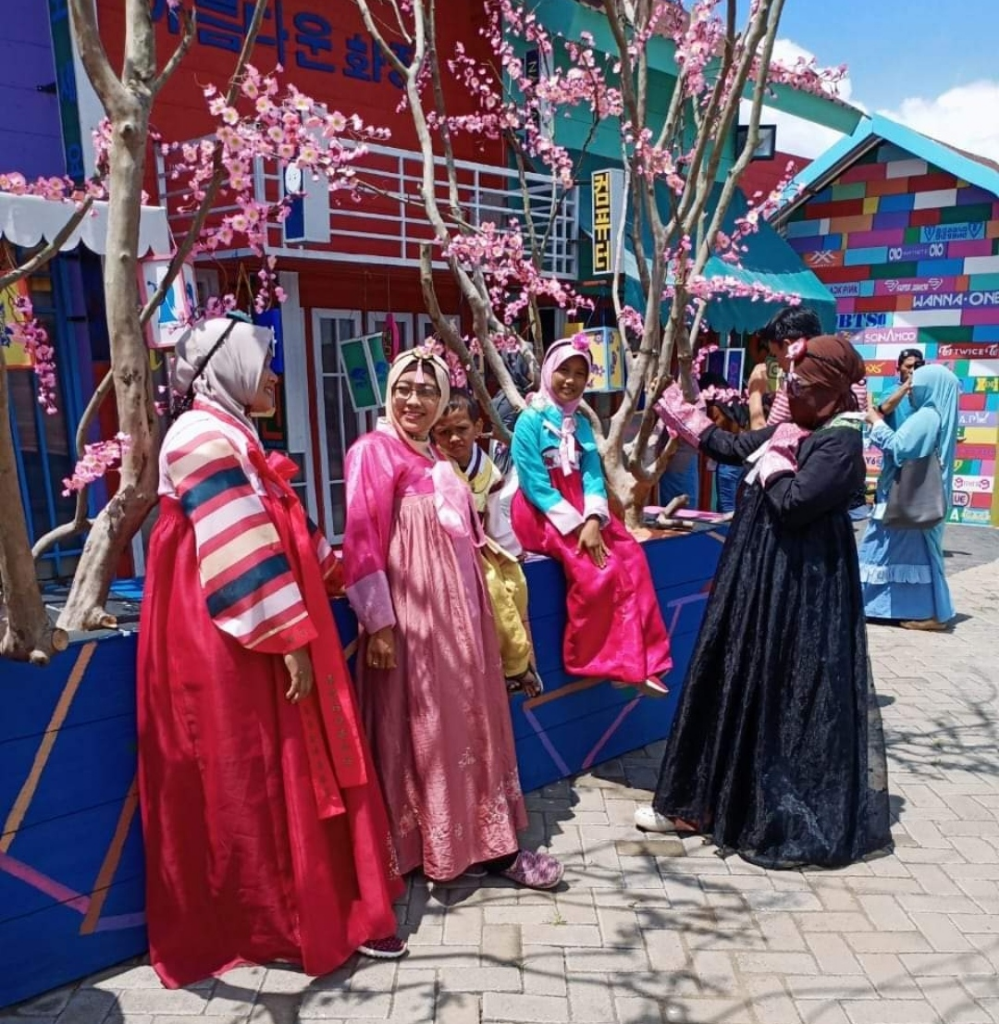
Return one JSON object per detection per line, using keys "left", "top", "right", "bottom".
{"left": 94, "top": 1, "right": 547, "bottom": 538}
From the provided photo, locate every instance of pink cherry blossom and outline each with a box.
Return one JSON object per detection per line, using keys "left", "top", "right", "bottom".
{"left": 62, "top": 433, "right": 132, "bottom": 496}
{"left": 4, "top": 296, "right": 58, "bottom": 414}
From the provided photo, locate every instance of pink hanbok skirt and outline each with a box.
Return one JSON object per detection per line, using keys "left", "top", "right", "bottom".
{"left": 512, "top": 470, "right": 673, "bottom": 684}
{"left": 353, "top": 493, "right": 527, "bottom": 881}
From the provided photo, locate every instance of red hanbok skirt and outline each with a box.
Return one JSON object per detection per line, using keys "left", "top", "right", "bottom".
{"left": 137, "top": 503, "right": 401, "bottom": 988}
{"left": 512, "top": 469, "right": 673, "bottom": 684}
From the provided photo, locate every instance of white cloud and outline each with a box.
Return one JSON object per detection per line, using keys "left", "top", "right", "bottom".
{"left": 882, "top": 81, "right": 999, "bottom": 163}
{"left": 740, "top": 38, "right": 854, "bottom": 160}
{"left": 739, "top": 42, "right": 999, "bottom": 166}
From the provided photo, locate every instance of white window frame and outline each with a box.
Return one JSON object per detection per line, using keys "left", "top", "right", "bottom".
{"left": 416, "top": 313, "right": 460, "bottom": 344}
{"left": 311, "top": 308, "right": 374, "bottom": 542}
{"left": 366, "top": 311, "right": 415, "bottom": 354}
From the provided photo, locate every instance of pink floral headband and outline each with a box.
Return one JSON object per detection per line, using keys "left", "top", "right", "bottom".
{"left": 408, "top": 343, "right": 440, "bottom": 384}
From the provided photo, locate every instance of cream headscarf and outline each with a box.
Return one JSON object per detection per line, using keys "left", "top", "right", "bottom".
{"left": 379, "top": 348, "right": 483, "bottom": 543}
{"left": 380, "top": 348, "right": 451, "bottom": 457}
{"left": 172, "top": 316, "right": 275, "bottom": 431}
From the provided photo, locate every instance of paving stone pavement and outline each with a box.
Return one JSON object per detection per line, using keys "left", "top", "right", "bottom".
{"left": 8, "top": 544, "right": 999, "bottom": 1024}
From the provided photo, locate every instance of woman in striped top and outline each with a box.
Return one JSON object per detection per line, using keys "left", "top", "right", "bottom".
{"left": 137, "top": 316, "right": 404, "bottom": 989}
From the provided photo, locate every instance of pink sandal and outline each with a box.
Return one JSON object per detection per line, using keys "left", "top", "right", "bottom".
{"left": 501, "top": 850, "right": 564, "bottom": 890}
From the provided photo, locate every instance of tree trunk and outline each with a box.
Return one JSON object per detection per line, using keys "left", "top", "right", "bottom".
{"left": 58, "top": 97, "right": 160, "bottom": 633}
{"left": 601, "top": 453, "right": 652, "bottom": 531}
{"left": 0, "top": 347, "right": 68, "bottom": 662}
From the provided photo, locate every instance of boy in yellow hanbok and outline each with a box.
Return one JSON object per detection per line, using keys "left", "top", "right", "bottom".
{"left": 433, "top": 391, "right": 541, "bottom": 696}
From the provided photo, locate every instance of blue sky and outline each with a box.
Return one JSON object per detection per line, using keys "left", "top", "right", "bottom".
{"left": 775, "top": 0, "right": 999, "bottom": 111}
{"left": 739, "top": 0, "right": 999, "bottom": 160}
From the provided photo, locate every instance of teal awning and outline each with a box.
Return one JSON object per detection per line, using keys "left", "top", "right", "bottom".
{"left": 577, "top": 171, "right": 837, "bottom": 337}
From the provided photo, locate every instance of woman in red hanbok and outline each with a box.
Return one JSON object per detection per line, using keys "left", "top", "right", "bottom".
{"left": 509, "top": 336, "right": 673, "bottom": 693}
{"left": 137, "top": 316, "right": 404, "bottom": 989}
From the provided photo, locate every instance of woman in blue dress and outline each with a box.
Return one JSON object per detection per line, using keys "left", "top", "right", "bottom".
{"left": 859, "top": 363, "right": 959, "bottom": 631}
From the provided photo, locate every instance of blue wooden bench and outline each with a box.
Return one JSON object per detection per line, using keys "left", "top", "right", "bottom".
{"left": 0, "top": 527, "right": 726, "bottom": 1007}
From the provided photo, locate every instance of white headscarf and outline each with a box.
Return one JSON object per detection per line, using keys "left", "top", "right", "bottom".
{"left": 172, "top": 317, "right": 275, "bottom": 431}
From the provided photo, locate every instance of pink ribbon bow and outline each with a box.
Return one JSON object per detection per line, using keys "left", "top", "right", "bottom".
{"left": 654, "top": 384, "right": 715, "bottom": 447}
{"left": 430, "top": 459, "right": 485, "bottom": 545}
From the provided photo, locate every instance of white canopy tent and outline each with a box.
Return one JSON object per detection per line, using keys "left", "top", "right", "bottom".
{"left": 0, "top": 192, "right": 170, "bottom": 257}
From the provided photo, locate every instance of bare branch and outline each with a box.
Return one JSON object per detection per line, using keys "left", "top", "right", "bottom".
{"left": 426, "top": 0, "right": 464, "bottom": 222}
{"left": 30, "top": 518, "right": 91, "bottom": 561}
{"left": 140, "top": 0, "right": 269, "bottom": 325}
{"left": 652, "top": 433, "right": 681, "bottom": 480}
{"left": 358, "top": 0, "right": 528, "bottom": 416}
{"left": 355, "top": 0, "right": 414, "bottom": 78}
{"left": 30, "top": 368, "right": 114, "bottom": 560}
{"left": 68, "top": 0, "right": 127, "bottom": 110}
{"left": 419, "top": 245, "right": 510, "bottom": 443}
{"left": 691, "top": 0, "right": 786, "bottom": 276}
{"left": 386, "top": 0, "right": 414, "bottom": 44}
{"left": 152, "top": 7, "right": 197, "bottom": 95}
{"left": 0, "top": 197, "right": 95, "bottom": 292}
{"left": 123, "top": 0, "right": 158, "bottom": 87}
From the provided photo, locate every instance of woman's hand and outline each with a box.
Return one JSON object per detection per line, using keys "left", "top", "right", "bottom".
{"left": 283, "top": 647, "right": 314, "bottom": 703}
{"left": 577, "top": 517, "right": 608, "bottom": 569}
{"left": 748, "top": 362, "right": 769, "bottom": 396}
{"left": 366, "top": 626, "right": 397, "bottom": 671}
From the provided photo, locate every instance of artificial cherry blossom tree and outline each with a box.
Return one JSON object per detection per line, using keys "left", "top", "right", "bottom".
{"left": 352, "top": 0, "right": 844, "bottom": 522}
{"left": 0, "top": 0, "right": 387, "bottom": 662}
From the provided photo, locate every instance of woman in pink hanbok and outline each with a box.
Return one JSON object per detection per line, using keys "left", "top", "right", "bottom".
{"left": 342, "top": 349, "right": 563, "bottom": 889}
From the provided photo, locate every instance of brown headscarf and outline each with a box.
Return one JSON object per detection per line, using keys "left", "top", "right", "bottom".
{"left": 787, "top": 334, "right": 865, "bottom": 429}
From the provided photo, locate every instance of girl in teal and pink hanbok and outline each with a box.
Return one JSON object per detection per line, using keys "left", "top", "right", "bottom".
{"left": 510, "top": 336, "right": 673, "bottom": 694}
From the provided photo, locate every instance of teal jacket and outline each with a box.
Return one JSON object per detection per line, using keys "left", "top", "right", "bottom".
{"left": 511, "top": 398, "right": 610, "bottom": 536}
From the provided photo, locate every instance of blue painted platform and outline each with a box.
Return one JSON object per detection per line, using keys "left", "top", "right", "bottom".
{"left": 0, "top": 526, "right": 726, "bottom": 1007}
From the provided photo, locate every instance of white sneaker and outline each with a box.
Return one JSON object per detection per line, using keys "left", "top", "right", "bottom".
{"left": 634, "top": 806, "right": 675, "bottom": 833}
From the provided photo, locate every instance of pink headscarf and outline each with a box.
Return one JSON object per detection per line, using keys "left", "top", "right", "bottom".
{"left": 540, "top": 334, "right": 593, "bottom": 475}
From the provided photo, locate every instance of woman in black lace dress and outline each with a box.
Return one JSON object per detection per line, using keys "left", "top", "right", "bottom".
{"left": 637, "top": 335, "right": 892, "bottom": 870}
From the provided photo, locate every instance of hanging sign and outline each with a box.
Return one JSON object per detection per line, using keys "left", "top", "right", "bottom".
{"left": 591, "top": 169, "right": 626, "bottom": 276}
{"left": 0, "top": 276, "right": 32, "bottom": 369}
{"left": 139, "top": 257, "right": 197, "bottom": 349}
{"left": 339, "top": 331, "right": 390, "bottom": 411}
{"left": 564, "top": 326, "right": 625, "bottom": 393}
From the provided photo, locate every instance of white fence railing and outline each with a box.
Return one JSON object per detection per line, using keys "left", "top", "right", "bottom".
{"left": 155, "top": 141, "right": 578, "bottom": 279}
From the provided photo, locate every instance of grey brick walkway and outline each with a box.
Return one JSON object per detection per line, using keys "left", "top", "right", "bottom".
{"left": 8, "top": 543, "right": 999, "bottom": 1024}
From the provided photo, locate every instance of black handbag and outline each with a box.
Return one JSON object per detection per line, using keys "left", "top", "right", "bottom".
{"left": 883, "top": 453, "right": 946, "bottom": 529}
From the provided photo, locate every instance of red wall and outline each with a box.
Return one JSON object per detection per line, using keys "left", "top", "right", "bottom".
{"left": 96, "top": 1, "right": 501, "bottom": 185}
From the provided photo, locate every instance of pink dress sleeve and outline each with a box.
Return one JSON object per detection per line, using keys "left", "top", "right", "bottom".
{"left": 342, "top": 433, "right": 399, "bottom": 634}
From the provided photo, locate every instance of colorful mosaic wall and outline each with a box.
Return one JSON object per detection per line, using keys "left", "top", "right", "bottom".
{"left": 785, "top": 141, "right": 999, "bottom": 526}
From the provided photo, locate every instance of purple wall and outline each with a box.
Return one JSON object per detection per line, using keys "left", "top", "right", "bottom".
{"left": 0, "top": 4, "right": 64, "bottom": 178}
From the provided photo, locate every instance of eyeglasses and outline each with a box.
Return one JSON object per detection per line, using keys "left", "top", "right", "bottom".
{"left": 393, "top": 384, "right": 441, "bottom": 403}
